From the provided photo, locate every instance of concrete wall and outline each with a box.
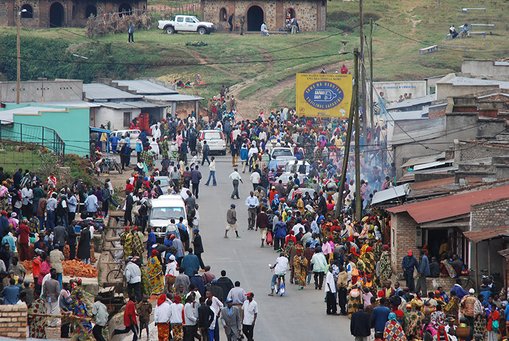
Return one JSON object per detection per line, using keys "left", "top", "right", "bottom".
{"left": 0, "top": 0, "right": 147, "bottom": 27}
{"left": 0, "top": 80, "right": 83, "bottom": 103}
{"left": 374, "top": 81, "right": 427, "bottom": 103}
{"left": 93, "top": 107, "right": 140, "bottom": 130}
{"left": 394, "top": 113, "right": 506, "bottom": 179}
{"left": 462, "top": 60, "right": 509, "bottom": 81}
{"left": 201, "top": 0, "right": 326, "bottom": 32}
{"left": 436, "top": 83, "right": 501, "bottom": 100}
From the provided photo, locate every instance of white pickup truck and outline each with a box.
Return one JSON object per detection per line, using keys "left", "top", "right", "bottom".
{"left": 158, "top": 15, "right": 215, "bottom": 35}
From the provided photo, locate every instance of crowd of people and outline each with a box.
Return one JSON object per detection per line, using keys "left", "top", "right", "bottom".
{"left": 0, "top": 83, "right": 507, "bottom": 341}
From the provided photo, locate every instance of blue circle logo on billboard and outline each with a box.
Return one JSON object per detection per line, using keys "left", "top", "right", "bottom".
{"left": 303, "top": 81, "right": 344, "bottom": 110}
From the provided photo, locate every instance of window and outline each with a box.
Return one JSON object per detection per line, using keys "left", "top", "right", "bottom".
{"left": 20, "top": 4, "right": 33, "bottom": 18}
{"left": 177, "top": 17, "right": 184, "bottom": 22}
{"left": 185, "top": 17, "right": 194, "bottom": 23}
{"left": 219, "top": 8, "right": 227, "bottom": 22}
{"left": 123, "top": 112, "right": 131, "bottom": 127}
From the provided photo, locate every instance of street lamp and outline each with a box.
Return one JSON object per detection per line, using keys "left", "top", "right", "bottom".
{"left": 16, "top": 7, "right": 28, "bottom": 104}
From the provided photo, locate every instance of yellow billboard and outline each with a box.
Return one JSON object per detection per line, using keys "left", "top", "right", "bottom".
{"left": 296, "top": 73, "right": 353, "bottom": 118}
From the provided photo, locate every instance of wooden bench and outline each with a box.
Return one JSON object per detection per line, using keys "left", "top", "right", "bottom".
{"left": 461, "top": 7, "right": 486, "bottom": 12}
{"left": 468, "top": 31, "right": 487, "bottom": 38}
{"left": 470, "top": 23, "right": 495, "bottom": 28}
{"left": 419, "top": 45, "right": 438, "bottom": 54}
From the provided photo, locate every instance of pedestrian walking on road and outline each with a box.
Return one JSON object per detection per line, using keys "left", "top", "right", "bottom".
{"left": 229, "top": 168, "right": 243, "bottom": 199}
{"left": 201, "top": 141, "right": 211, "bottom": 166}
{"left": 350, "top": 304, "right": 371, "bottom": 341}
{"left": 242, "top": 292, "right": 258, "bottom": 341}
{"left": 205, "top": 157, "right": 217, "bottom": 186}
{"left": 221, "top": 298, "right": 242, "bottom": 341}
{"left": 250, "top": 168, "right": 261, "bottom": 191}
{"left": 226, "top": 204, "right": 240, "bottom": 238}
{"left": 192, "top": 229, "right": 205, "bottom": 270}
{"left": 245, "top": 191, "right": 259, "bottom": 230}
{"left": 191, "top": 165, "right": 202, "bottom": 199}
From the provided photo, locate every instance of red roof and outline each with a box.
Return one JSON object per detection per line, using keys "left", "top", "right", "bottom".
{"left": 464, "top": 226, "right": 509, "bottom": 243}
{"left": 387, "top": 184, "right": 509, "bottom": 223}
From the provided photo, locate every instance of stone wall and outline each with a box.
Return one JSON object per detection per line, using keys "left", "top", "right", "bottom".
{"left": 390, "top": 212, "right": 418, "bottom": 274}
{"left": 201, "top": 0, "right": 326, "bottom": 32}
{"left": 0, "top": 0, "right": 147, "bottom": 27}
{"left": 0, "top": 303, "right": 28, "bottom": 339}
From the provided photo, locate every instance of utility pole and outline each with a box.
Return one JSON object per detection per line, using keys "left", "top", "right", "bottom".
{"left": 369, "top": 18, "right": 374, "bottom": 128}
{"left": 354, "top": 49, "right": 362, "bottom": 223}
{"left": 335, "top": 49, "right": 358, "bottom": 218}
{"left": 359, "top": 0, "right": 366, "bottom": 130}
{"left": 16, "top": 0, "right": 21, "bottom": 104}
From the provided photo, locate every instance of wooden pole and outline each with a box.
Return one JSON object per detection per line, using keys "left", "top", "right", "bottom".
{"left": 369, "top": 18, "right": 374, "bottom": 128}
{"left": 359, "top": 0, "right": 366, "bottom": 130}
{"left": 335, "top": 50, "right": 358, "bottom": 218}
{"left": 16, "top": 0, "right": 21, "bottom": 104}
{"left": 354, "top": 48, "right": 362, "bottom": 222}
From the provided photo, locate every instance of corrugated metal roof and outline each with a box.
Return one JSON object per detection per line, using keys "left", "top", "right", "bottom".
{"left": 0, "top": 106, "right": 67, "bottom": 124}
{"left": 121, "top": 101, "right": 163, "bottom": 108}
{"left": 145, "top": 94, "right": 204, "bottom": 102}
{"left": 371, "top": 184, "right": 410, "bottom": 205}
{"left": 112, "top": 80, "right": 178, "bottom": 95}
{"left": 391, "top": 117, "right": 445, "bottom": 145}
{"left": 437, "top": 74, "right": 509, "bottom": 88}
{"left": 401, "top": 152, "right": 446, "bottom": 168}
{"left": 99, "top": 101, "right": 164, "bottom": 109}
{"left": 464, "top": 226, "right": 509, "bottom": 243}
{"left": 387, "top": 184, "right": 509, "bottom": 223}
{"left": 83, "top": 83, "right": 142, "bottom": 101}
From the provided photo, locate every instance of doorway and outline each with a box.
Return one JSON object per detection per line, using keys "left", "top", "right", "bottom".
{"left": 85, "top": 4, "right": 97, "bottom": 18}
{"left": 49, "top": 2, "right": 64, "bottom": 27}
{"left": 247, "top": 6, "right": 264, "bottom": 31}
{"left": 119, "top": 3, "right": 132, "bottom": 16}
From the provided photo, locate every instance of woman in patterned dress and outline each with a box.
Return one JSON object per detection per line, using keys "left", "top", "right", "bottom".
{"left": 28, "top": 298, "right": 47, "bottom": 338}
{"left": 293, "top": 244, "right": 308, "bottom": 290}
{"left": 147, "top": 250, "right": 165, "bottom": 295}
{"left": 384, "top": 312, "right": 407, "bottom": 341}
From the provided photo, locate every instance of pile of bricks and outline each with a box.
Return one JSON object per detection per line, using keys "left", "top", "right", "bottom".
{"left": 0, "top": 303, "right": 27, "bottom": 338}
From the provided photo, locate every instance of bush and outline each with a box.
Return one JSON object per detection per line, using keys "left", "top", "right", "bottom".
{"left": 86, "top": 12, "right": 152, "bottom": 38}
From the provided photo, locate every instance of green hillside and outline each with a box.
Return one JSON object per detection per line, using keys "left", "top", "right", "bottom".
{"left": 0, "top": 0, "right": 507, "bottom": 109}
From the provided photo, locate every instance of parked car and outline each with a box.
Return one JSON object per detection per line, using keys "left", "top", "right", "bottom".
{"left": 158, "top": 15, "right": 215, "bottom": 35}
{"left": 148, "top": 194, "right": 188, "bottom": 242}
{"left": 199, "top": 130, "right": 227, "bottom": 155}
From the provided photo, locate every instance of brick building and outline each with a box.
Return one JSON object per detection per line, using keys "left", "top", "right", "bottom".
{"left": 200, "top": 0, "right": 326, "bottom": 32}
{"left": 0, "top": 0, "right": 146, "bottom": 28}
{"left": 386, "top": 183, "right": 509, "bottom": 276}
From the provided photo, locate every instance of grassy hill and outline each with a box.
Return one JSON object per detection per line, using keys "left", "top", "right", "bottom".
{"left": 0, "top": 0, "right": 507, "bottom": 112}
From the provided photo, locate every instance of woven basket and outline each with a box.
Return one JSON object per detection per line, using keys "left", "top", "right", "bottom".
{"left": 456, "top": 326, "right": 470, "bottom": 339}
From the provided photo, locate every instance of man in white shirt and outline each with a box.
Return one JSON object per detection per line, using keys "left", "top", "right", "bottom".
{"left": 249, "top": 170, "right": 261, "bottom": 191}
{"left": 269, "top": 253, "right": 289, "bottom": 296}
{"left": 227, "top": 281, "right": 246, "bottom": 305}
{"left": 245, "top": 192, "right": 259, "bottom": 230}
{"left": 206, "top": 290, "right": 224, "bottom": 340}
{"left": 205, "top": 157, "right": 217, "bottom": 186}
{"left": 229, "top": 168, "right": 243, "bottom": 199}
{"left": 124, "top": 257, "right": 142, "bottom": 302}
{"left": 325, "top": 267, "right": 337, "bottom": 315}
{"left": 242, "top": 292, "right": 258, "bottom": 341}
{"left": 184, "top": 295, "right": 198, "bottom": 340}
{"left": 92, "top": 297, "right": 109, "bottom": 341}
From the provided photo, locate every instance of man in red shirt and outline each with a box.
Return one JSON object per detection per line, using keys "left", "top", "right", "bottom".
{"left": 113, "top": 296, "right": 139, "bottom": 340}
{"left": 17, "top": 220, "right": 30, "bottom": 261}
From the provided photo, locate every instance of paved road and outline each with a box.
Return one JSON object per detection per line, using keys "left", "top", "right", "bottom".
{"left": 194, "top": 155, "right": 351, "bottom": 341}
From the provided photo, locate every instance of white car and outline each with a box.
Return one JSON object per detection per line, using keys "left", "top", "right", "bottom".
{"left": 111, "top": 129, "right": 141, "bottom": 149}
{"left": 158, "top": 15, "right": 215, "bottom": 35}
{"left": 199, "top": 130, "right": 227, "bottom": 155}
{"left": 270, "top": 147, "right": 294, "bottom": 160}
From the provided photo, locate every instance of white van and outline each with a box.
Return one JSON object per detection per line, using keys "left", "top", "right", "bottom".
{"left": 111, "top": 129, "right": 141, "bottom": 149}
{"left": 149, "top": 194, "right": 188, "bottom": 241}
